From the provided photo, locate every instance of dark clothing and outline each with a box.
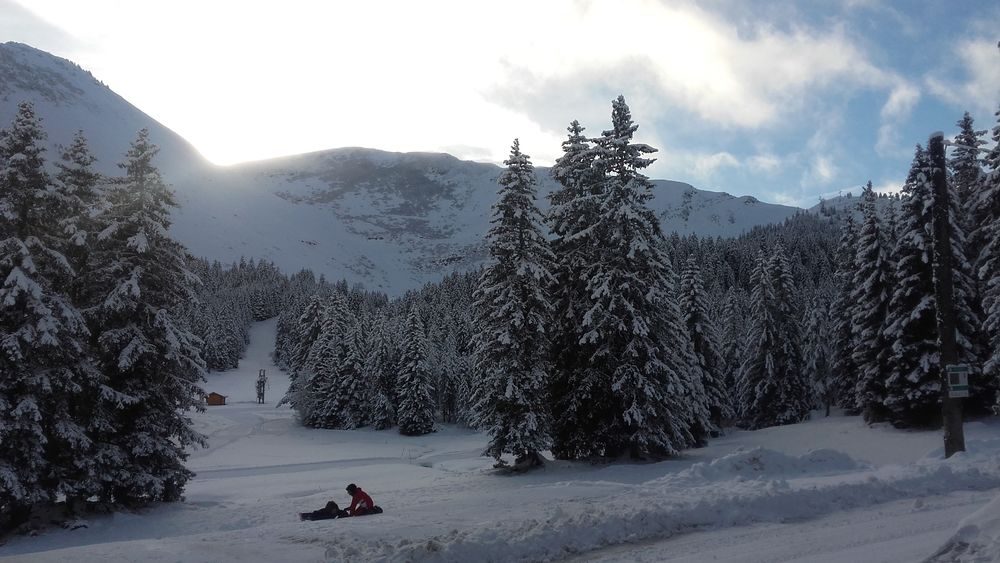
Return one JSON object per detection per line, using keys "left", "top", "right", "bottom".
{"left": 301, "top": 501, "right": 348, "bottom": 520}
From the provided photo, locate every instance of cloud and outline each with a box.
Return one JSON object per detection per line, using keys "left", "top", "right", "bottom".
{"left": 800, "top": 153, "right": 840, "bottom": 190}
{"left": 811, "top": 155, "right": 837, "bottom": 183}
{"left": 691, "top": 152, "right": 740, "bottom": 179}
{"left": 747, "top": 153, "right": 782, "bottom": 173}
{"left": 875, "top": 82, "right": 920, "bottom": 157}
{"left": 880, "top": 83, "right": 921, "bottom": 121}
{"left": 925, "top": 38, "right": 1000, "bottom": 115}
{"left": 488, "top": 0, "right": 901, "bottom": 133}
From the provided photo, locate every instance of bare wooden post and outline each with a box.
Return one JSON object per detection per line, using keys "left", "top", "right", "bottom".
{"left": 928, "top": 132, "right": 965, "bottom": 458}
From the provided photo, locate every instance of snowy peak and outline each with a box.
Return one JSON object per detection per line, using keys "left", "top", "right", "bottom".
{"left": 0, "top": 41, "right": 205, "bottom": 174}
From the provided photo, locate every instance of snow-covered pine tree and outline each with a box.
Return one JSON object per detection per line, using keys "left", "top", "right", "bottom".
{"left": 850, "top": 182, "right": 894, "bottom": 422}
{"left": 768, "top": 244, "right": 810, "bottom": 422}
{"left": 738, "top": 245, "right": 810, "bottom": 428}
{"left": 949, "top": 112, "right": 992, "bottom": 412}
{"left": 546, "top": 120, "right": 602, "bottom": 460}
{"left": 471, "top": 139, "right": 554, "bottom": 468}
{"left": 720, "top": 286, "right": 749, "bottom": 400}
{"left": 943, "top": 135, "right": 995, "bottom": 415}
{"left": 397, "top": 307, "right": 434, "bottom": 436}
{"left": 278, "top": 294, "right": 327, "bottom": 411}
{"left": 366, "top": 315, "right": 396, "bottom": 430}
{"left": 980, "top": 106, "right": 1000, "bottom": 384}
{"left": 87, "top": 129, "right": 206, "bottom": 506}
{"left": 663, "top": 252, "right": 712, "bottom": 448}
{"left": 581, "top": 96, "right": 692, "bottom": 458}
{"left": 304, "top": 292, "right": 354, "bottom": 428}
{"left": 830, "top": 215, "right": 860, "bottom": 412}
{"left": 290, "top": 294, "right": 328, "bottom": 374}
{"left": 883, "top": 200, "right": 899, "bottom": 250}
{"left": 55, "top": 131, "right": 101, "bottom": 306}
{"left": 339, "top": 325, "right": 371, "bottom": 428}
{"left": 0, "top": 103, "right": 101, "bottom": 527}
{"left": 803, "top": 292, "right": 836, "bottom": 416}
{"left": 450, "top": 312, "right": 477, "bottom": 428}
{"left": 737, "top": 251, "right": 774, "bottom": 425}
{"left": 884, "top": 145, "right": 941, "bottom": 426}
{"left": 437, "top": 329, "right": 460, "bottom": 423}
{"left": 679, "top": 256, "right": 732, "bottom": 433}
{"left": 950, "top": 112, "right": 987, "bottom": 232}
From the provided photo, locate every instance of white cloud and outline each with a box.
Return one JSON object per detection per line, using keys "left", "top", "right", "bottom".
{"left": 747, "top": 153, "right": 782, "bottom": 173}
{"left": 11, "top": 0, "right": 906, "bottom": 166}
{"left": 803, "top": 154, "right": 838, "bottom": 187}
{"left": 692, "top": 152, "right": 740, "bottom": 179}
{"left": 490, "top": 0, "right": 901, "bottom": 131}
{"left": 880, "top": 83, "right": 921, "bottom": 121}
{"left": 876, "top": 83, "right": 923, "bottom": 169}
{"left": 926, "top": 38, "right": 1000, "bottom": 116}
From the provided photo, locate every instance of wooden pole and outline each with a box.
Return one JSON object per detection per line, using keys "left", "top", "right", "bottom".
{"left": 928, "top": 132, "right": 965, "bottom": 458}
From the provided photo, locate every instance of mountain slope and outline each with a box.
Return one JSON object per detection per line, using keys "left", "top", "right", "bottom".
{"left": 0, "top": 42, "right": 206, "bottom": 174}
{"left": 1, "top": 43, "right": 802, "bottom": 293}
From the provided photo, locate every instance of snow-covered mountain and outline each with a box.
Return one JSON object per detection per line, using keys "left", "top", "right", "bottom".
{"left": 1, "top": 42, "right": 802, "bottom": 293}
{"left": 0, "top": 42, "right": 207, "bottom": 176}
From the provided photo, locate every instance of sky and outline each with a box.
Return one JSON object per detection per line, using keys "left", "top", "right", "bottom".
{"left": 2, "top": 0, "right": 999, "bottom": 207}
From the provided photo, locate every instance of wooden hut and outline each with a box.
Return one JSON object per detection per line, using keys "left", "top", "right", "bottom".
{"left": 206, "top": 392, "right": 227, "bottom": 406}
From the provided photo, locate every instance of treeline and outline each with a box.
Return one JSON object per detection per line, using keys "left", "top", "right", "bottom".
{"left": 275, "top": 97, "right": 842, "bottom": 466}
{"left": 180, "top": 257, "right": 296, "bottom": 372}
{"left": 274, "top": 274, "right": 475, "bottom": 433}
{"left": 824, "top": 111, "right": 1000, "bottom": 427}
{"left": 0, "top": 103, "right": 205, "bottom": 530}
{"left": 277, "top": 100, "right": 1000, "bottom": 470}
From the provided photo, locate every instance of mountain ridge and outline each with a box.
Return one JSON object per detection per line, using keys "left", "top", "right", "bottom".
{"left": 1, "top": 42, "right": 805, "bottom": 293}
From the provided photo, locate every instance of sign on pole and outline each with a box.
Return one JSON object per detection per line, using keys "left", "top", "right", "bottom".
{"left": 946, "top": 364, "right": 970, "bottom": 399}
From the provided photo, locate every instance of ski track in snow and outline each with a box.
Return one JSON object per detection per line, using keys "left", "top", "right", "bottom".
{"left": 2, "top": 319, "right": 1000, "bottom": 563}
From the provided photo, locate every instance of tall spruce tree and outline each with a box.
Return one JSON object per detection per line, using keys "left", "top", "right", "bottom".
{"left": 279, "top": 294, "right": 327, "bottom": 411}
{"left": 950, "top": 112, "right": 987, "bottom": 230}
{"left": 679, "top": 256, "right": 731, "bottom": 433}
{"left": 831, "top": 215, "right": 860, "bottom": 411}
{"left": 850, "top": 182, "right": 893, "bottom": 422}
{"left": 738, "top": 246, "right": 810, "bottom": 428}
{"left": 803, "top": 293, "right": 835, "bottom": 416}
{"left": 949, "top": 112, "right": 992, "bottom": 411}
{"left": 546, "top": 120, "right": 602, "bottom": 460}
{"left": 87, "top": 129, "right": 206, "bottom": 505}
{"left": 471, "top": 139, "right": 554, "bottom": 468}
{"left": 305, "top": 292, "right": 354, "bottom": 428}
{"left": 0, "top": 103, "right": 101, "bottom": 526}
{"left": 720, "top": 286, "right": 749, "bottom": 401}
{"left": 55, "top": 131, "right": 101, "bottom": 306}
{"left": 580, "top": 96, "right": 692, "bottom": 458}
{"left": 943, "top": 134, "right": 994, "bottom": 414}
{"left": 980, "top": 106, "right": 1000, "bottom": 383}
{"left": 884, "top": 146, "right": 940, "bottom": 426}
{"left": 367, "top": 315, "right": 397, "bottom": 430}
{"left": 397, "top": 307, "right": 434, "bottom": 436}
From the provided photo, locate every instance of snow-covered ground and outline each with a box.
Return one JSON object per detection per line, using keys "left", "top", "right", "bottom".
{"left": 2, "top": 319, "right": 999, "bottom": 563}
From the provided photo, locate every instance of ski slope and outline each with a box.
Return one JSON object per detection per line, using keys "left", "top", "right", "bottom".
{"left": 2, "top": 319, "right": 999, "bottom": 563}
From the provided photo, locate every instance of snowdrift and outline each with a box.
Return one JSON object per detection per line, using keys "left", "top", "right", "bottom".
{"left": 312, "top": 447, "right": 1000, "bottom": 562}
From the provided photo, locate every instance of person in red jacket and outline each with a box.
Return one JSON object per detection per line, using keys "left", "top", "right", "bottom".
{"left": 344, "top": 483, "right": 382, "bottom": 516}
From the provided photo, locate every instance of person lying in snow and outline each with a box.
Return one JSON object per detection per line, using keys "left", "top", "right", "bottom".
{"left": 345, "top": 483, "right": 383, "bottom": 516}
{"left": 299, "top": 500, "right": 348, "bottom": 521}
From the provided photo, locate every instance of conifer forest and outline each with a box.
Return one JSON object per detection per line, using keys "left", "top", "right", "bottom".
{"left": 3, "top": 92, "right": 1000, "bottom": 539}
